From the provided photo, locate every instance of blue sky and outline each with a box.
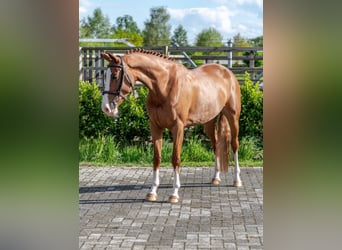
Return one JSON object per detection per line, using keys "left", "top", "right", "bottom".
{"left": 79, "top": 0, "right": 263, "bottom": 44}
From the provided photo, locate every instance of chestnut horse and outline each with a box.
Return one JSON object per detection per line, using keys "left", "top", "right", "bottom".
{"left": 101, "top": 49, "right": 242, "bottom": 203}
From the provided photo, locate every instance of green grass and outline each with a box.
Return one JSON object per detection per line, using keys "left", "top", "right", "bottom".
{"left": 79, "top": 136, "right": 263, "bottom": 167}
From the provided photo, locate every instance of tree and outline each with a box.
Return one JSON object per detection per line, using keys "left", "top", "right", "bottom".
{"left": 192, "top": 28, "right": 224, "bottom": 65}
{"left": 233, "top": 33, "right": 252, "bottom": 48}
{"left": 171, "top": 25, "right": 188, "bottom": 46}
{"left": 142, "top": 7, "right": 171, "bottom": 46}
{"left": 195, "top": 28, "right": 224, "bottom": 47}
{"left": 112, "top": 15, "right": 141, "bottom": 34}
{"left": 249, "top": 36, "right": 263, "bottom": 47}
{"left": 79, "top": 8, "right": 112, "bottom": 38}
{"left": 112, "top": 15, "right": 143, "bottom": 46}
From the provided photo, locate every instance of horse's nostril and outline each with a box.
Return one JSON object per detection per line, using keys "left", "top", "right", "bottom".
{"left": 102, "top": 106, "right": 111, "bottom": 114}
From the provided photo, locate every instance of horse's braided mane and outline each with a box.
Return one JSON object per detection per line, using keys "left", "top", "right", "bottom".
{"left": 126, "top": 48, "right": 177, "bottom": 62}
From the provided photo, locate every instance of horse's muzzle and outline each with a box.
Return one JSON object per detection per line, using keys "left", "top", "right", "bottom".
{"left": 102, "top": 103, "right": 119, "bottom": 118}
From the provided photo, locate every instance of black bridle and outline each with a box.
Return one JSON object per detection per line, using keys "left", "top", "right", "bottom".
{"left": 102, "top": 56, "right": 134, "bottom": 100}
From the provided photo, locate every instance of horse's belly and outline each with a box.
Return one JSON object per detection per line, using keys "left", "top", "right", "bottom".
{"left": 182, "top": 80, "right": 228, "bottom": 126}
{"left": 185, "top": 101, "right": 224, "bottom": 126}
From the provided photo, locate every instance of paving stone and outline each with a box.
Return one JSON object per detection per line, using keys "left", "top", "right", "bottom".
{"left": 79, "top": 166, "right": 263, "bottom": 249}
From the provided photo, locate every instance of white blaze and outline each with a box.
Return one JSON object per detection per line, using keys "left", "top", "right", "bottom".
{"left": 101, "top": 68, "right": 118, "bottom": 117}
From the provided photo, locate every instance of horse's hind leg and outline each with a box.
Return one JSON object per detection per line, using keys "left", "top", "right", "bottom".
{"left": 204, "top": 118, "right": 221, "bottom": 185}
{"left": 223, "top": 98, "right": 242, "bottom": 187}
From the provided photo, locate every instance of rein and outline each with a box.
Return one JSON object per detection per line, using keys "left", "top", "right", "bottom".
{"left": 102, "top": 56, "right": 134, "bottom": 100}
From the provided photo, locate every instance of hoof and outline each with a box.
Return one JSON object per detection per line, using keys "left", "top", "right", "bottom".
{"left": 146, "top": 193, "right": 157, "bottom": 201}
{"left": 168, "top": 195, "right": 179, "bottom": 203}
{"left": 211, "top": 178, "right": 221, "bottom": 185}
{"left": 233, "top": 180, "right": 242, "bottom": 187}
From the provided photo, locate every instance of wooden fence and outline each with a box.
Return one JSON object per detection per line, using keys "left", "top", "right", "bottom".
{"left": 79, "top": 46, "right": 263, "bottom": 87}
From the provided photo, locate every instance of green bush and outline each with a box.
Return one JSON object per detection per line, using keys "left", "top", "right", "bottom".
{"left": 239, "top": 72, "right": 263, "bottom": 144}
{"left": 79, "top": 81, "right": 114, "bottom": 138}
{"left": 113, "top": 87, "right": 151, "bottom": 143}
{"left": 79, "top": 81, "right": 151, "bottom": 143}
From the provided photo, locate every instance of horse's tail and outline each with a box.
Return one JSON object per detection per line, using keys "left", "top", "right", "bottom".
{"left": 217, "top": 114, "right": 230, "bottom": 173}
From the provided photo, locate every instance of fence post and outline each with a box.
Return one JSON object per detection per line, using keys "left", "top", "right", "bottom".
{"left": 249, "top": 50, "right": 256, "bottom": 81}
{"left": 227, "top": 38, "right": 233, "bottom": 68}
{"left": 79, "top": 47, "right": 83, "bottom": 81}
{"left": 95, "top": 49, "right": 100, "bottom": 85}
{"left": 82, "top": 48, "right": 87, "bottom": 81}
{"left": 163, "top": 45, "right": 169, "bottom": 55}
{"left": 99, "top": 50, "right": 105, "bottom": 88}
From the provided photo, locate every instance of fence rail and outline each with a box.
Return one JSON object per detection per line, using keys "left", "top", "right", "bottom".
{"left": 79, "top": 46, "right": 263, "bottom": 87}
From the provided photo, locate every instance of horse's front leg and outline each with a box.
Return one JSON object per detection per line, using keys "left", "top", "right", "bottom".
{"left": 146, "top": 124, "right": 163, "bottom": 202}
{"left": 169, "top": 123, "right": 184, "bottom": 203}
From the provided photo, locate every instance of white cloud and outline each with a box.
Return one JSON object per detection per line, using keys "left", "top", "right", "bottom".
{"left": 237, "top": 0, "right": 263, "bottom": 8}
{"left": 208, "top": 0, "right": 263, "bottom": 9}
{"left": 169, "top": 2, "right": 263, "bottom": 41}
{"left": 237, "top": 24, "right": 247, "bottom": 31}
{"left": 79, "top": 0, "right": 91, "bottom": 14}
{"left": 168, "top": 6, "right": 235, "bottom": 40}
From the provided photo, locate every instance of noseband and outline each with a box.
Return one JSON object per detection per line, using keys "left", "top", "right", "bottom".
{"left": 102, "top": 56, "right": 134, "bottom": 100}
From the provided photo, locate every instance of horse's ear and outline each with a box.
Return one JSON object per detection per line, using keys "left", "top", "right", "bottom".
{"left": 101, "top": 52, "right": 120, "bottom": 64}
{"left": 101, "top": 52, "right": 112, "bottom": 62}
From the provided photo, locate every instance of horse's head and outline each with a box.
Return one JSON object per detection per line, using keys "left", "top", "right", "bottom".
{"left": 101, "top": 52, "right": 134, "bottom": 118}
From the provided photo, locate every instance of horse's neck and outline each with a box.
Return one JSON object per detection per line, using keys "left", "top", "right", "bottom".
{"left": 126, "top": 55, "right": 173, "bottom": 99}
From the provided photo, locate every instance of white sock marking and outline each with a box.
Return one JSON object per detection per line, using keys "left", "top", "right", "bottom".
{"left": 213, "top": 156, "right": 221, "bottom": 180}
{"left": 234, "top": 152, "right": 241, "bottom": 183}
{"left": 171, "top": 169, "right": 181, "bottom": 198}
{"left": 149, "top": 169, "right": 160, "bottom": 195}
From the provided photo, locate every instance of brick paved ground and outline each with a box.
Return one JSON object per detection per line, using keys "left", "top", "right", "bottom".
{"left": 79, "top": 166, "right": 263, "bottom": 249}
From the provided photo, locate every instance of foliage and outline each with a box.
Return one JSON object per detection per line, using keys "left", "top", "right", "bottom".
{"left": 79, "top": 81, "right": 114, "bottom": 138}
{"left": 112, "top": 29, "right": 143, "bottom": 47}
{"left": 243, "top": 51, "right": 263, "bottom": 67}
{"left": 79, "top": 81, "right": 151, "bottom": 143}
{"left": 111, "top": 15, "right": 143, "bottom": 46}
{"left": 238, "top": 136, "right": 263, "bottom": 161}
{"left": 239, "top": 72, "right": 263, "bottom": 144}
{"left": 181, "top": 137, "right": 214, "bottom": 162}
{"left": 193, "top": 28, "right": 225, "bottom": 66}
{"left": 232, "top": 33, "right": 253, "bottom": 65}
{"left": 79, "top": 136, "right": 121, "bottom": 163}
{"left": 195, "top": 28, "right": 224, "bottom": 47}
{"left": 142, "top": 7, "right": 172, "bottom": 46}
{"left": 249, "top": 36, "right": 263, "bottom": 47}
{"left": 113, "top": 87, "right": 151, "bottom": 143}
{"left": 171, "top": 25, "right": 189, "bottom": 46}
{"left": 112, "top": 15, "right": 141, "bottom": 34}
{"left": 233, "top": 33, "right": 252, "bottom": 48}
{"left": 79, "top": 8, "right": 112, "bottom": 38}
{"left": 79, "top": 135, "right": 262, "bottom": 165}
